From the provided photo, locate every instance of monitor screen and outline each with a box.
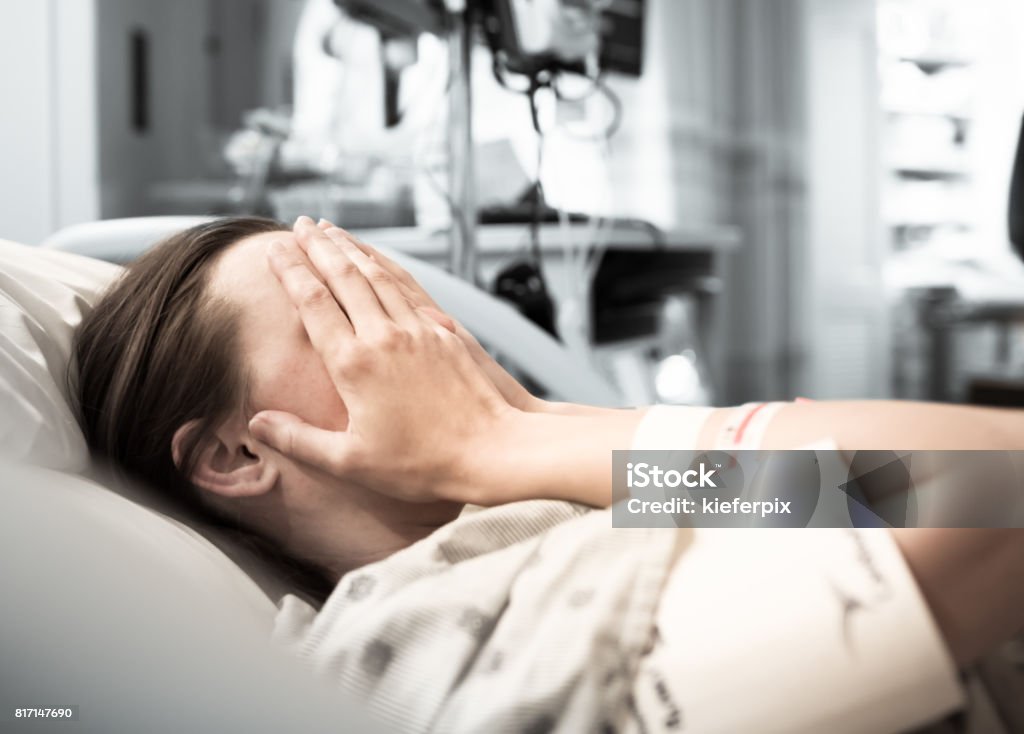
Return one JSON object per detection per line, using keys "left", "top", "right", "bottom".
{"left": 486, "top": 0, "right": 646, "bottom": 77}
{"left": 598, "top": 0, "right": 645, "bottom": 77}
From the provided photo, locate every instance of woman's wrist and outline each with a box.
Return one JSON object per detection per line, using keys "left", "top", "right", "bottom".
{"left": 450, "top": 408, "right": 545, "bottom": 506}
{"left": 456, "top": 407, "right": 648, "bottom": 508}
{"left": 892, "top": 527, "right": 1024, "bottom": 667}
{"left": 531, "top": 398, "right": 633, "bottom": 418}
{"left": 522, "top": 394, "right": 557, "bottom": 414}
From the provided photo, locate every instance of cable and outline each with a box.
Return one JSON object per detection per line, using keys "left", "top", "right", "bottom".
{"left": 408, "top": 38, "right": 472, "bottom": 253}
{"left": 553, "top": 74, "right": 623, "bottom": 142}
{"left": 528, "top": 79, "right": 547, "bottom": 267}
{"left": 445, "top": 43, "right": 623, "bottom": 311}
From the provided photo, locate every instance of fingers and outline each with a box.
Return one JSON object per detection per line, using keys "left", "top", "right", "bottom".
{"left": 312, "top": 221, "right": 465, "bottom": 340}
{"left": 316, "top": 217, "right": 435, "bottom": 318}
{"left": 316, "top": 217, "right": 441, "bottom": 311}
{"left": 267, "top": 239, "right": 355, "bottom": 355}
{"left": 323, "top": 227, "right": 421, "bottom": 328}
{"left": 249, "top": 410, "right": 353, "bottom": 475}
{"left": 295, "top": 217, "right": 419, "bottom": 329}
{"left": 294, "top": 217, "right": 390, "bottom": 333}
{"left": 357, "top": 242, "right": 442, "bottom": 311}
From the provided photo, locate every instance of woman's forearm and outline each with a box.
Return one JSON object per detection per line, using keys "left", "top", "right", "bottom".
{"left": 465, "top": 406, "right": 650, "bottom": 507}
{"left": 756, "top": 400, "right": 1024, "bottom": 451}
{"left": 470, "top": 400, "right": 1024, "bottom": 508}
{"left": 476, "top": 401, "right": 1024, "bottom": 672}
{"left": 893, "top": 528, "right": 1024, "bottom": 667}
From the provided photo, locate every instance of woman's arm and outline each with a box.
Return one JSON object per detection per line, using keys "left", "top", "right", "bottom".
{"left": 255, "top": 220, "right": 1024, "bottom": 513}
{"left": 465, "top": 401, "right": 1024, "bottom": 508}
{"left": 758, "top": 400, "right": 1024, "bottom": 451}
{"left": 893, "top": 528, "right": 1024, "bottom": 667}
{"left": 253, "top": 220, "right": 1024, "bottom": 510}
{"left": 253, "top": 219, "right": 1024, "bottom": 672}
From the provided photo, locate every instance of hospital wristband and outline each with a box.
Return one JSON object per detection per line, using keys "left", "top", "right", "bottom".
{"left": 713, "top": 401, "right": 788, "bottom": 449}
{"left": 630, "top": 405, "right": 717, "bottom": 451}
{"left": 630, "top": 401, "right": 792, "bottom": 453}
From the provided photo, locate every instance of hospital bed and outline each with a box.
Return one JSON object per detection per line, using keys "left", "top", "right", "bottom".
{"left": 2, "top": 219, "right": 1019, "bottom": 732}
{"left": 0, "top": 217, "right": 619, "bottom": 732}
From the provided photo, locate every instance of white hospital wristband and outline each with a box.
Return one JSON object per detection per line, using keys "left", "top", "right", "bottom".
{"left": 714, "top": 400, "right": 788, "bottom": 449}
{"left": 631, "top": 405, "right": 716, "bottom": 451}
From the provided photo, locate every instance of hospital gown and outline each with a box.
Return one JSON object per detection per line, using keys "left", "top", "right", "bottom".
{"left": 272, "top": 407, "right": 964, "bottom": 733}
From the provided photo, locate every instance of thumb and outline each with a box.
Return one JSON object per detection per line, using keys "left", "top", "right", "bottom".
{"left": 248, "top": 410, "right": 354, "bottom": 475}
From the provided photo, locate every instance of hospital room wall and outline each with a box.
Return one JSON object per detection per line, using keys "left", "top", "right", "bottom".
{"left": 765, "top": 0, "right": 889, "bottom": 401}
{"left": 623, "top": 0, "right": 887, "bottom": 401}
{"left": 93, "top": 0, "right": 301, "bottom": 218}
{"left": 0, "top": 0, "right": 100, "bottom": 245}
{"left": 94, "top": 0, "right": 242, "bottom": 218}
{"left": 795, "top": 0, "right": 890, "bottom": 400}
{"left": 707, "top": 0, "right": 811, "bottom": 401}
{"left": 730, "top": 0, "right": 886, "bottom": 402}
{"left": 0, "top": 0, "right": 243, "bottom": 241}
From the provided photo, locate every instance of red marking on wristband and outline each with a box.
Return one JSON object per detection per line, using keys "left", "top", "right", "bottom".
{"left": 733, "top": 402, "right": 767, "bottom": 445}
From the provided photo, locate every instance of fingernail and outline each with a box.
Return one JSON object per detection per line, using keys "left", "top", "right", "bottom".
{"left": 317, "top": 218, "right": 328, "bottom": 226}
{"left": 295, "top": 215, "right": 314, "bottom": 227}
{"left": 268, "top": 240, "right": 286, "bottom": 256}
{"left": 248, "top": 414, "right": 268, "bottom": 435}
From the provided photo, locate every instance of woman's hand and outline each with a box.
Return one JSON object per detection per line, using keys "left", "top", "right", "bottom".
{"left": 313, "top": 218, "right": 546, "bottom": 414}
{"left": 247, "top": 217, "right": 519, "bottom": 504}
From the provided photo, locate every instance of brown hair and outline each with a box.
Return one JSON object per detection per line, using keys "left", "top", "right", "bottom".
{"left": 72, "top": 217, "right": 333, "bottom": 599}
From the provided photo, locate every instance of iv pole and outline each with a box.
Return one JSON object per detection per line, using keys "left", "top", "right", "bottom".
{"left": 330, "top": 0, "right": 479, "bottom": 282}
{"left": 445, "top": 1, "right": 479, "bottom": 284}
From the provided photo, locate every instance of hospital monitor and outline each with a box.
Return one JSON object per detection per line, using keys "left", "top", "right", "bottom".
{"left": 333, "top": 0, "right": 646, "bottom": 77}
{"left": 486, "top": 0, "right": 645, "bottom": 76}
{"left": 333, "top": 0, "right": 445, "bottom": 38}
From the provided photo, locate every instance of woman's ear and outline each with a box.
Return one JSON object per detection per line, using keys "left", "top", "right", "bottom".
{"left": 171, "top": 416, "right": 280, "bottom": 500}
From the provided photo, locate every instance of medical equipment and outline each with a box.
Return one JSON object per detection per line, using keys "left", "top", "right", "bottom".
{"left": 329, "top": 0, "right": 476, "bottom": 280}
{"left": 589, "top": 246, "right": 721, "bottom": 404}
{"left": 334, "top": 0, "right": 445, "bottom": 39}
{"left": 328, "top": 0, "right": 634, "bottom": 290}
{"left": 482, "top": 0, "right": 645, "bottom": 77}
{"left": 484, "top": 0, "right": 601, "bottom": 76}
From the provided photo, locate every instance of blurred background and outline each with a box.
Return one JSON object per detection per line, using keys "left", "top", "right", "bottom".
{"left": 2, "top": 0, "right": 1024, "bottom": 408}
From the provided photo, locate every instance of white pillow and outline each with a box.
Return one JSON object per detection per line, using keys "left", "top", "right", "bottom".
{"left": 0, "top": 239, "right": 121, "bottom": 470}
{"left": 1, "top": 460, "right": 276, "bottom": 622}
{"left": 0, "top": 238, "right": 281, "bottom": 614}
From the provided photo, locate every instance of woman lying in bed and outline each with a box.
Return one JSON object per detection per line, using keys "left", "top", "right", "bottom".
{"left": 73, "top": 216, "right": 1024, "bottom": 734}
